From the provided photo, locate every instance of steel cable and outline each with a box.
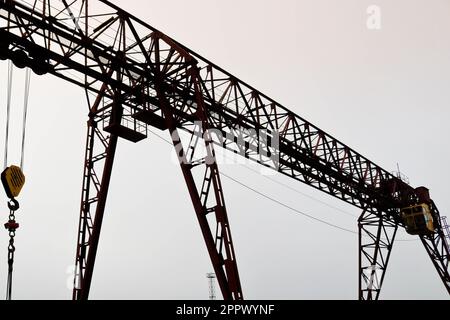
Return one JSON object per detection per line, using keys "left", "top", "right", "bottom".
{"left": 4, "top": 60, "right": 13, "bottom": 170}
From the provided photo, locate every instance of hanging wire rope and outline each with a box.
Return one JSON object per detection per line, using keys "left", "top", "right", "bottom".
{"left": 20, "top": 68, "right": 31, "bottom": 170}
{"left": 4, "top": 60, "right": 13, "bottom": 170}
{"left": 222, "top": 172, "right": 358, "bottom": 234}
{"left": 2, "top": 65, "right": 31, "bottom": 300}
{"left": 146, "top": 129, "right": 418, "bottom": 242}
{"left": 238, "top": 164, "right": 357, "bottom": 218}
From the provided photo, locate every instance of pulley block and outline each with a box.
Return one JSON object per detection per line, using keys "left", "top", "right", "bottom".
{"left": 1, "top": 166, "right": 25, "bottom": 199}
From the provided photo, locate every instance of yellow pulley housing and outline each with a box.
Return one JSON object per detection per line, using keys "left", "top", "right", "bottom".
{"left": 1, "top": 166, "right": 25, "bottom": 199}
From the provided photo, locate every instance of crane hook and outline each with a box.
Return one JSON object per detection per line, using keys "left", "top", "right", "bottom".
{"left": 7, "top": 199, "right": 19, "bottom": 212}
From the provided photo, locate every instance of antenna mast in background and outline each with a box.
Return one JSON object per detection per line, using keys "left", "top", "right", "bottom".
{"left": 207, "top": 273, "right": 216, "bottom": 300}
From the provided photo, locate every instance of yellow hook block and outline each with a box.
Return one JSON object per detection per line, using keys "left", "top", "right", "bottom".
{"left": 1, "top": 166, "right": 25, "bottom": 199}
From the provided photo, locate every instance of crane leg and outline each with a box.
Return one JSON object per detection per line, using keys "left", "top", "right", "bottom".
{"left": 72, "top": 119, "right": 118, "bottom": 300}
{"left": 146, "top": 33, "right": 243, "bottom": 300}
{"left": 166, "top": 123, "right": 243, "bottom": 300}
{"left": 420, "top": 231, "right": 450, "bottom": 294}
{"left": 358, "top": 209, "right": 397, "bottom": 300}
{"left": 150, "top": 63, "right": 243, "bottom": 299}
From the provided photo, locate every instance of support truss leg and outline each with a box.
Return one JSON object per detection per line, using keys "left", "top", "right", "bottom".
{"left": 72, "top": 119, "right": 118, "bottom": 300}
{"left": 420, "top": 230, "right": 450, "bottom": 294}
{"left": 154, "top": 76, "right": 243, "bottom": 300}
{"left": 171, "top": 128, "right": 243, "bottom": 300}
{"left": 359, "top": 210, "right": 398, "bottom": 300}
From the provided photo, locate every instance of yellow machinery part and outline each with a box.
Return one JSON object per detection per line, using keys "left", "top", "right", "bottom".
{"left": 1, "top": 165, "right": 25, "bottom": 198}
{"left": 401, "top": 203, "right": 435, "bottom": 235}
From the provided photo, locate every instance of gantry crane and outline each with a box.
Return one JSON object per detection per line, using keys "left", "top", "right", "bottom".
{"left": 0, "top": 0, "right": 448, "bottom": 300}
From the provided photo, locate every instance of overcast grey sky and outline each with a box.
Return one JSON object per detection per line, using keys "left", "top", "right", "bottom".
{"left": 1, "top": 0, "right": 450, "bottom": 299}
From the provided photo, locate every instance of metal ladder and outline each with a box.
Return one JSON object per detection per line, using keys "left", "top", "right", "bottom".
{"left": 440, "top": 216, "right": 450, "bottom": 253}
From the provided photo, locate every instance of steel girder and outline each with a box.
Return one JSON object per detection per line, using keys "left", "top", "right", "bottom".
{"left": 0, "top": 0, "right": 409, "bottom": 209}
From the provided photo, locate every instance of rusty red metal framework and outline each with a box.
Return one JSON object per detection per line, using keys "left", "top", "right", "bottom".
{"left": 0, "top": 0, "right": 449, "bottom": 300}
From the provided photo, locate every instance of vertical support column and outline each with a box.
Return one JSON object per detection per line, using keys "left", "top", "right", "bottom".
{"left": 72, "top": 119, "right": 118, "bottom": 300}
{"left": 358, "top": 209, "right": 397, "bottom": 300}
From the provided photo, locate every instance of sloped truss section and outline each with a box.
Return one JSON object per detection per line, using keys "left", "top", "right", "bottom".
{"left": 150, "top": 35, "right": 244, "bottom": 300}
{"left": 420, "top": 204, "right": 450, "bottom": 294}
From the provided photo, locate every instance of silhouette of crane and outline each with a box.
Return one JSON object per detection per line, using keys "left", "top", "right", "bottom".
{"left": 0, "top": 0, "right": 448, "bottom": 300}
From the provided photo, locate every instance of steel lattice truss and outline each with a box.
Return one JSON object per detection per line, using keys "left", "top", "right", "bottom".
{"left": 0, "top": 0, "right": 449, "bottom": 300}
